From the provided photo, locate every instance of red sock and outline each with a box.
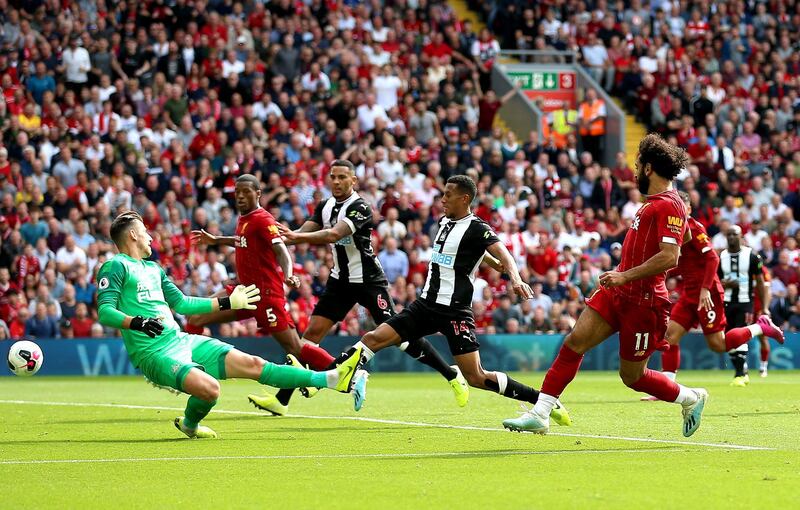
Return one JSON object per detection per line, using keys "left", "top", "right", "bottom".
{"left": 725, "top": 328, "right": 753, "bottom": 351}
{"left": 299, "top": 343, "right": 336, "bottom": 370}
{"left": 541, "top": 344, "right": 584, "bottom": 398}
{"left": 760, "top": 344, "right": 770, "bottom": 363}
{"left": 185, "top": 324, "right": 205, "bottom": 335}
{"left": 662, "top": 345, "right": 680, "bottom": 373}
{"left": 629, "top": 369, "right": 680, "bottom": 401}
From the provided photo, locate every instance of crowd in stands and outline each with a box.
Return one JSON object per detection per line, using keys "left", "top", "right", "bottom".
{"left": 1, "top": 0, "right": 799, "bottom": 342}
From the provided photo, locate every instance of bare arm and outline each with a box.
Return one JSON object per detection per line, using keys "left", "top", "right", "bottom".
{"left": 482, "top": 252, "right": 505, "bottom": 273}
{"left": 486, "top": 242, "right": 533, "bottom": 299}
{"left": 191, "top": 229, "right": 236, "bottom": 247}
{"left": 272, "top": 241, "right": 300, "bottom": 288}
{"left": 600, "top": 242, "right": 680, "bottom": 287}
{"left": 756, "top": 274, "right": 770, "bottom": 314}
{"left": 279, "top": 220, "right": 350, "bottom": 246}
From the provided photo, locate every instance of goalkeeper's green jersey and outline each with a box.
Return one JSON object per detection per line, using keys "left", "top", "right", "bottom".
{"left": 96, "top": 253, "right": 214, "bottom": 366}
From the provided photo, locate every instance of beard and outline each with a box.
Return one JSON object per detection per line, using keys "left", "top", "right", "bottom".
{"left": 637, "top": 172, "right": 650, "bottom": 195}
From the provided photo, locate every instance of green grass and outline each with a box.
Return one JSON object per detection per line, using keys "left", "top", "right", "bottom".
{"left": 1, "top": 371, "right": 798, "bottom": 508}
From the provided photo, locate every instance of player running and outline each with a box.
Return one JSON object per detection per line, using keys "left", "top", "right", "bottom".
{"left": 341, "top": 175, "right": 571, "bottom": 424}
{"left": 96, "top": 211, "right": 361, "bottom": 439}
{"left": 503, "top": 134, "right": 707, "bottom": 437}
{"left": 187, "top": 174, "right": 343, "bottom": 417}
{"left": 277, "top": 160, "right": 469, "bottom": 410}
{"left": 642, "top": 194, "right": 783, "bottom": 399}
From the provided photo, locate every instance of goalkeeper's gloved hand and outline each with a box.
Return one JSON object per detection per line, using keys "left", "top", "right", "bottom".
{"left": 219, "top": 284, "right": 261, "bottom": 311}
{"left": 130, "top": 316, "right": 165, "bottom": 338}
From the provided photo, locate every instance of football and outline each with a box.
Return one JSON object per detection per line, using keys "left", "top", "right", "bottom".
{"left": 7, "top": 340, "right": 44, "bottom": 376}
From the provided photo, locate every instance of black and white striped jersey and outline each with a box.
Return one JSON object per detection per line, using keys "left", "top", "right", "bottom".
{"left": 421, "top": 214, "right": 499, "bottom": 311}
{"left": 311, "top": 191, "right": 385, "bottom": 284}
{"left": 718, "top": 246, "right": 762, "bottom": 304}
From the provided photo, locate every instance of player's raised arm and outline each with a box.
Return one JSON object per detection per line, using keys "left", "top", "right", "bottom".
{"left": 278, "top": 219, "right": 351, "bottom": 246}
{"left": 191, "top": 229, "right": 236, "bottom": 247}
{"left": 486, "top": 241, "right": 533, "bottom": 300}
{"left": 159, "top": 268, "right": 260, "bottom": 314}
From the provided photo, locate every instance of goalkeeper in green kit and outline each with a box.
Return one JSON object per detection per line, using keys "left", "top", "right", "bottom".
{"left": 96, "top": 211, "right": 362, "bottom": 439}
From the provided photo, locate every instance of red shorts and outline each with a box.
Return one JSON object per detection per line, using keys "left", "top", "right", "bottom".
{"left": 225, "top": 284, "right": 295, "bottom": 334}
{"left": 586, "top": 286, "right": 670, "bottom": 362}
{"left": 669, "top": 288, "right": 727, "bottom": 335}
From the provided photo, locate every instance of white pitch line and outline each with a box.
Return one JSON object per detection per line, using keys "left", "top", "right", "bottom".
{"left": 0, "top": 399, "right": 773, "bottom": 451}
{"left": 0, "top": 448, "right": 685, "bottom": 466}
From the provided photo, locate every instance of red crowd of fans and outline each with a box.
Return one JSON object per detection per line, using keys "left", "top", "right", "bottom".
{"left": 0, "top": 0, "right": 799, "bottom": 341}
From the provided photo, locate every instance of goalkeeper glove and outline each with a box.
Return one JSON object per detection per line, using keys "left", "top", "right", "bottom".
{"left": 130, "top": 316, "right": 165, "bottom": 338}
{"left": 219, "top": 284, "right": 261, "bottom": 311}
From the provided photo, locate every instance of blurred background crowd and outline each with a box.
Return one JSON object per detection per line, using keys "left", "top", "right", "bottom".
{"left": 0, "top": 0, "right": 799, "bottom": 341}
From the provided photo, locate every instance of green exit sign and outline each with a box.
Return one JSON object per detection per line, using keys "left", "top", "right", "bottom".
{"left": 506, "top": 71, "right": 561, "bottom": 90}
{"left": 507, "top": 72, "right": 532, "bottom": 89}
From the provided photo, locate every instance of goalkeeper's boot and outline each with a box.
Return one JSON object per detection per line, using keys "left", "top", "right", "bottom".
{"left": 248, "top": 392, "right": 288, "bottom": 416}
{"left": 335, "top": 346, "right": 362, "bottom": 393}
{"left": 174, "top": 417, "right": 218, "bottom": 439}
{"left": 681, "top": 388, "right": 708, "bottom": 437}
{"left": 352, "top": 370, "right": 369, "bottom": 411}
{"left": 449, "top": 365, "right": 469, "bottom": 408}
{"left": 286, "top": 354, "right": 319, "bottom": 398}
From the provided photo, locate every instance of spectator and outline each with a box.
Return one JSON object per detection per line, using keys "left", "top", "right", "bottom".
{"left": 378, "top": 237, "right": 409, "bottom": 285}
{"left": 25, "top": 302, "right": 59, "bottom": 338}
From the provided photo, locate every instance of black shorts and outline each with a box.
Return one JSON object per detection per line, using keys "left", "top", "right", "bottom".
{"left": 312, "top": 278, "right": 395, "bottom": 324}
{"left": 384, "top": 299, "right": 480, "bottom": 355}
{"left": 724, "top": 302, "right": 752, "bottom": 330}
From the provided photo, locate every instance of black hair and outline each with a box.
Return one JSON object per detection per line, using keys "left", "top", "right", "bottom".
{"left": 447, "top": 175, "right": 477, "bottom": 202}
{"left": 330, "top": 159, "right": 356, "bottom": 173}
{"left": 638, "top": 134, "right": 689, "bottom": 180}
{"left": 235, "top": 174, "right": 261, "bottom": 191}
{"left": 110, "top": 211, "right": 143, "bottom": 246}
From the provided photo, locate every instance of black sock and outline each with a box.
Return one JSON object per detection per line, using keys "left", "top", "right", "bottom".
{"left": 276, "top": 388, "right": 294, "bottom": 406}
{"left": 484, "top": 373, "right": 540, "bottom": 404}
{"left": 402, "top": 338, "right": 457, "bottom": 380}
{"left": 327, "top": 346, "right": 358, "bottom": 369}
{"left": 729, "top": 351, "right": 747, "bottom": 377}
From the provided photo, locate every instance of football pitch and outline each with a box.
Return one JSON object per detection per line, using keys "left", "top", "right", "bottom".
{"left": 1, "top": 371, "right": 798, "bottom": 508}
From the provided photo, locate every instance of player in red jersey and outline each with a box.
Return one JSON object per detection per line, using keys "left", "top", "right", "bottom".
{"left": 641, "top": 192, "right": 783, "bottom": 399}
{"left": 504, "top": 134, "right": 708, "bottom": 437}
{"left": 753, "top": 266, "right": 774, "bottom": 377}
{"left": 187, "top": 174, "right": 338, "bottom": 416}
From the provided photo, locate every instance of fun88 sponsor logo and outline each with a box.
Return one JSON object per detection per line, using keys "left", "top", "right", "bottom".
{"left": 431, "top": 252, "right": 455, "bottom": 268}
{"left": 335, "top": 236, "right": 353, "bottom": 246}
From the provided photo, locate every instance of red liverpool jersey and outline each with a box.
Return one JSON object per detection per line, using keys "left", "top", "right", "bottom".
{"left": 614, "top": 189, "right": 688, "bottom": 306}
{"left": 234, "top": 207, "right": 285, "bottom": 297}
{"left": 673, "top": 217, "right": 724, "bottom": 301}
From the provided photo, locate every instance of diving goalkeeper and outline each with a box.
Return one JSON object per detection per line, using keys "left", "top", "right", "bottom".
{"left": 96, "top": 211, "right": 362, "bottom": 439}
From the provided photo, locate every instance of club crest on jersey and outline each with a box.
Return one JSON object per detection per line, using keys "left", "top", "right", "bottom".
{"left": 632, "top": 215, "right": 641, "bottom": 231}
{"left": 235, "top": 235, "right": 248, "bottom": 248}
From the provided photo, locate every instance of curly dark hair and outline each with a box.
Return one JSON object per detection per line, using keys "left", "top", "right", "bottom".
{"left": 637, "top": 134, "right": 689, "bottom": 180}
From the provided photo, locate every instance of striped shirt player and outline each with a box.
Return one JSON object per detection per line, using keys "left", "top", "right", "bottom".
{"left": 281, "top": 161, "right": 469, "bottom": 409}
{"left": 718, "top": 238, "right": 764, "bottom": 328}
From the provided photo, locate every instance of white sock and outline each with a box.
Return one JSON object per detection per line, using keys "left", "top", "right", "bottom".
{"left": 663, "top": 371, "right": 676, "bottom": 382}
{"left": 674, "top": 385, "right": 698, "bottom": 406}
{"left": 533, "top": 393, "right": 557, "bottom": 417}
{"left": 325, "top": 370, "right": 339, "bottom": 388}
{"left": 747, "top": 324, "right": 763, "bottom": 338}
{"left": 494, "top": 372, "right": 508, "bottom": 394}
{"left": 760, "top": 361, "right": 768, "bottom": 371}
{"left": 353, "top": 341, "right": 375, "bottom": 361}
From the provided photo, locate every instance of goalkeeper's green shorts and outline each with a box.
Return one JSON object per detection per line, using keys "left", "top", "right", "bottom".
{"left": 139, "top": 333, "right": 233, "bottom": 392}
